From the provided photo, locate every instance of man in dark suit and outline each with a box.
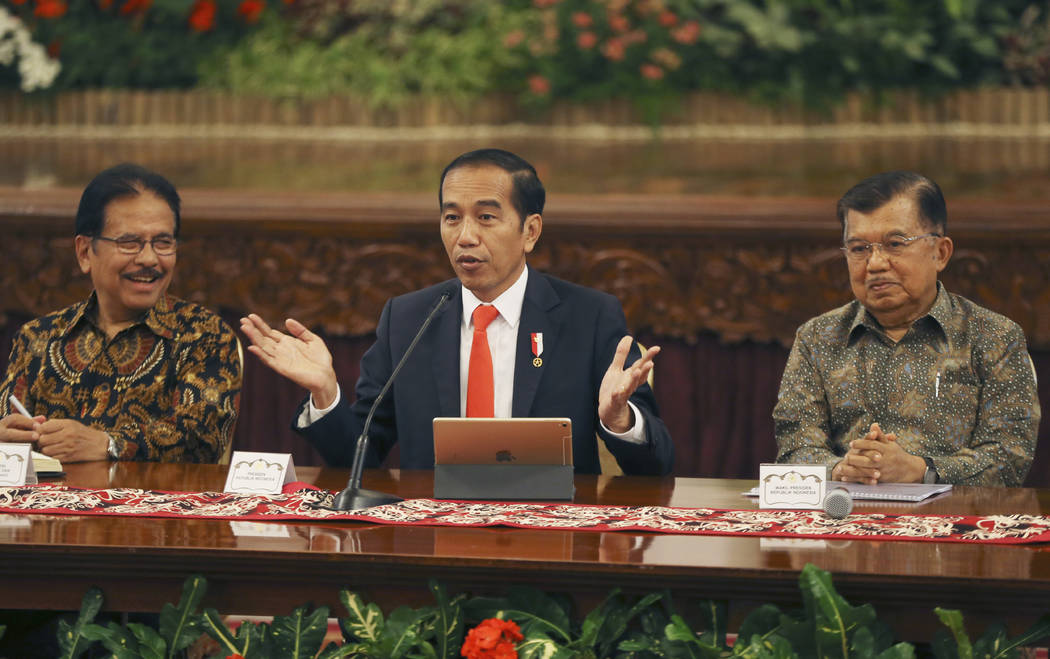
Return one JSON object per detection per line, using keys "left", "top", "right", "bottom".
{"left": 241, "top": 149, "right": 673, "bottom": 475}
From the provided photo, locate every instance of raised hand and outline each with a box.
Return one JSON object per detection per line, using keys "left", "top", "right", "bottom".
{"left": 598, "top": 336, "right": 659, "bottom": 433}
{"left": 240, "top": 314, "right": 340, "bottom": 408}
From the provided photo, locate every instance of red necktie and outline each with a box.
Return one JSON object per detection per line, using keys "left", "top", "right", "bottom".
{"left": 466, "top": 304, "right": 501, "bottom": 417}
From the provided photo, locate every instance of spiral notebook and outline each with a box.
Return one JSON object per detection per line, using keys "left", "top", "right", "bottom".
{"left": 745, "top": 482, "right": 952, "bottom": 502}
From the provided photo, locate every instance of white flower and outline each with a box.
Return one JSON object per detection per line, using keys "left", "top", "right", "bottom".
{"left": 0, "top": 6, "right": 62, "bottom": 92}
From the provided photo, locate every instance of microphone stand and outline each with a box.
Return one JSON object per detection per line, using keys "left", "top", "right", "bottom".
{"left": 330, "top": 291, "right": 451, "bottom": 511}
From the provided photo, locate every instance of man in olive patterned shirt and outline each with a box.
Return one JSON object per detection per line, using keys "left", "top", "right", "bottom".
{"left": 774, "top": 171, "right": 1039, "bottom": 486}
{"left": 0, "top": 164, "right": 241, "bottom": 463}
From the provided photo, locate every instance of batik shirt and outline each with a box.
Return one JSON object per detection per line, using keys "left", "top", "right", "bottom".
{"left": 774, "top": 284, "right": 1039, "bottom": 486}
{"left": 0, "top": 294, "right": 241, "bottom": 463}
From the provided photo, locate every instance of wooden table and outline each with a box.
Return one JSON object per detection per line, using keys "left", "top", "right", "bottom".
{"left": 2, "top": 462, "right": 1048, "bottom": 641}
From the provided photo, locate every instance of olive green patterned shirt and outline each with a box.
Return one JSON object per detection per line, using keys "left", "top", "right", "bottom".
{"left": 0, "top": 294, "right": 241, "bottom": 463}
{"left": 774, "top": 284, "right": 1040, "bottom": 486}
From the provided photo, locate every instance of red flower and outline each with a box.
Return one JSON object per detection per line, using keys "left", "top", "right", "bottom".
{"left": 10, "top": 0, "right": 27, "bottom": 5}
{"left": 601, "top": 38, "right": 625, "bottom": 61}
{"left": 640, "top": 63, "right": 664, "bottom": 80}
{"left": 188, "top": 0, "right": 216, "bottom": 31}
{"left": 461, "top": 619, "right": 523, "bottom": 659}
{"left": 236, "top": 0, "right": 265, "bottom": 23}
{"left": 571, "top": 11, "right": 592, "bottom": 28}
{"left": 671, "top": 20, "right": 701, "bottom": 44}
{"left": 119, "top": 0, "right": 151, "bottom": 14}
{"left": 658, "top": 10, "right": 678, "bottom": 27}
{"left": 226, "top": 655, "right": 246, "bottom": 659}
{"left": 577, "top": 31, "right": 597, "bottom": 50}
{"left": 503, "top": 30, "right": 525, "bottom": 48}
{"left": 97, "top": 0, "right": 113, "bottom": 7}
{"left": 527, "top": 74, "right": 550, "bottom": 95}
{"left": 607, "top": 13, "right": 629, "bottom": 32}
{"left": 33, "top": 0, "right": 67, "bottom": 18}
{"left": 623, "top": 29, "right": 647, "bottom": 45}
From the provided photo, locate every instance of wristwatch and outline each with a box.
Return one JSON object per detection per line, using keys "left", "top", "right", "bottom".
{"left": 107, "top": 436, "right": 120, "bottom": 460}
{"left": 922, "top": 457, "right": 938, "bottom": 484}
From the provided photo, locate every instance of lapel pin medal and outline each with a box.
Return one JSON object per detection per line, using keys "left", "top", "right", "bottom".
{"left": 531, "top": 332, "right": 543, "bottom": 367}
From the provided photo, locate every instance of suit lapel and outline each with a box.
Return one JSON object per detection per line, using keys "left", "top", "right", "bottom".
{"left": 431, "top": 286, "right": 462, "bottom": 418}
{"left": 513, "top": 273, "right": 562, "bottom": 417}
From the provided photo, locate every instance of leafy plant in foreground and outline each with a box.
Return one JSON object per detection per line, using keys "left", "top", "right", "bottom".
{"left": 52, "top": 563, "right": 1050, "bottom": 658}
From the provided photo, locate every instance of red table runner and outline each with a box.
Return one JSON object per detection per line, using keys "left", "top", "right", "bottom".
{"left": 1, "top": 483, "right": 1048, "bottom": 544}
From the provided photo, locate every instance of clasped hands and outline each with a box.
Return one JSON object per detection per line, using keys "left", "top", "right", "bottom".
{"left": 240, "top": 315, "right": 657, "bottom": 433}
{"left": 832, "top": 423, "right": 927, "bottom": 484}
{"left": 0, "top": 413, "right": 109, "bottom": 462}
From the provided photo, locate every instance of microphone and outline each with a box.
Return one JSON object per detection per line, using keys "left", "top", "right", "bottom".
{"left": 330, "top": 289, "right": 452, "bottom": 511}
{"left": 823, "top": 487, "right": 853, "bottom": 519}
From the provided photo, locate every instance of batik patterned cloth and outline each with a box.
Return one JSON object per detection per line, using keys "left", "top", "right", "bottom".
{"left": 774, "top": 283, "right": 1040, "bottom": 486}
{"left": 1, "top": 485, "right": 1049, "bottom": 545}
{"left": 0, "top": 294, "right": 241, "bottom": 462}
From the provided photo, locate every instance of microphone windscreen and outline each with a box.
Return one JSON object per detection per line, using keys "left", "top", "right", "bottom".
{"left": 823, "top": 488, "right": 853, "bottom": 519}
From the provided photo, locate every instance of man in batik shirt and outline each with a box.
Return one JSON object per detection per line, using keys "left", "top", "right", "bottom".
{"left": 0, "top": 164, "right": 241, "bottom": 463}
{"left": 774, "top": 171, "right": 1039, "bottom": 486}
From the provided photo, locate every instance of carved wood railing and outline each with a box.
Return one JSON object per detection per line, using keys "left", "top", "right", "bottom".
{"left": 3, "top": 187, "right": 1049, "bottom": 348}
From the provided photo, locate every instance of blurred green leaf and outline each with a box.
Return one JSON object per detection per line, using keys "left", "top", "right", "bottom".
{"left": 57, "top": 586, "right": 103, "bottom": 659}
{"left": 158, "top": 574, "right": 206, "bottom": 658}
{"left": 271, "top": 604, "right": 330, "bottom": 659}
{"left": 340, "top": 590, "right": 385, "bottom": 644}
{"left": 934, "top": 608, "right": 973, "bottom": 659}
{"left": 426, "top": 580, "right": 464, "bottom": 659}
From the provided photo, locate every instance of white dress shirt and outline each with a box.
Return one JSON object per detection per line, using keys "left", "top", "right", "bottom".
{"left": 301, "top": 265, "right": 646, "bottom": 443}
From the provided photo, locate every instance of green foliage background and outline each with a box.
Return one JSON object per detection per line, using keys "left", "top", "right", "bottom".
{"left": 198, "top": 0, "right": 530, "bottom": 107}
{"left": 1, "top": 0, "right": 272, "bottom": 89}
{"left": 5, "top": 0, "right": 1050, "bottom": 111}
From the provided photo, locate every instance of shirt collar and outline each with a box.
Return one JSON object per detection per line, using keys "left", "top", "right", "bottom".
{"left": 59, "top": 296, "right": 94, "bottom": 338}
{"left": 461, "top": 266, "right": 529, "bottom": 330}
{"left": 61, "top": 292, "right": 176, "bottom": 340}
{"left": 848, "top": 281, "right": 949, "bottom": 344}
{"left": 142, "top": 294, "right": 176, "bottom": 339}
{"left": 924, "top": 281, "right": 952, "bottom": 337}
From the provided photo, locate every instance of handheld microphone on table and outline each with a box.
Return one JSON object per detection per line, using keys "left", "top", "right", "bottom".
{"left": 823, "top": 487, "right": 853, "bottom": 519}
{"left": 330, "top": 290, "right": 452, "bottom": 511}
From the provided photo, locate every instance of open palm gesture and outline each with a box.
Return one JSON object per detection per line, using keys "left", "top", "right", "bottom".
{"left": 240, "top": 314, "right": 340, "bottom": 408}
{"left": 598, "top": 335, "right": 659, "bottom": 433}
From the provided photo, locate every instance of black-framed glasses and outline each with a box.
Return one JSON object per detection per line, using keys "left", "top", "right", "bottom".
{"left": 841, "top": 233, "right": 941, "bottom": 262}
{"left": 93, "top": 235, "right": 178, "bottom": 256}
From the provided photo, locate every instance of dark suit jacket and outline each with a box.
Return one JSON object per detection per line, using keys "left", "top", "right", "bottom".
{"left": 295, "top": 271, "right": 674, "bottom": 475}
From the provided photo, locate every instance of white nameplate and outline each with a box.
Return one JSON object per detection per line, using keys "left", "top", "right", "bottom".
{"left": 758, "top": 463, "right": 828, "bottom": 510}
{"left": 229, "top": 521, "right": 291, "bottom": 538}
{"left": 0, "top": 444, "right": 36, "bottom": 486}
{"left": 760, "top": 537, "right": 829, "bottom": 550}
{"left": 0, "top": 515, "right": 31, "bottom": 529}
{"left": 223, "top": 451, "right": 297, "bottom": 495}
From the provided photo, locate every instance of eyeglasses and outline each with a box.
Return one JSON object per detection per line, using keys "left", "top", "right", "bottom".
{"left": 841, "top": 233, "right": 941, "bottom": 262}
{"left": 94, "top": 235, "right": 178, "bottom": 256}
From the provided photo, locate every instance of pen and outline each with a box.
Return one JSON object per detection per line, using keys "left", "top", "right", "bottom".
{"left": 8, "top": 394, "right": 32, "bottom": 418}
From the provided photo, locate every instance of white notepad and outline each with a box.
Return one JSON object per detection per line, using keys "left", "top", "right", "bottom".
{"left": 745, "top": 482, "right": 952, "bottom": 502}
{"left": 831, "top": 482, "right": 953, "bottom": 502}
{"left": 32, "top": 451, "right": 62, "bottom": 476}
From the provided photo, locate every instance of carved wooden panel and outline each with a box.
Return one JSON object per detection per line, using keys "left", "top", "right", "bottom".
{"left": 3, "top": 188, "right": 1049, "bottom": 349}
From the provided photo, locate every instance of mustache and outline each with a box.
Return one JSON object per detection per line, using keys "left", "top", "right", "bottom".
{"left": 124, "top": 268, "right": 163, "bottom": 279}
